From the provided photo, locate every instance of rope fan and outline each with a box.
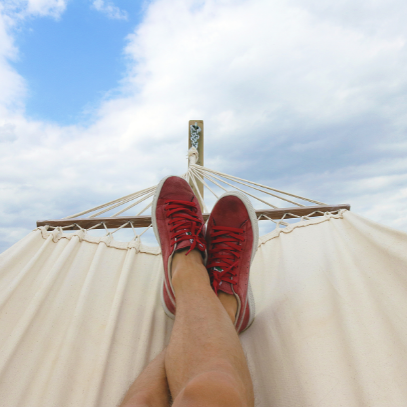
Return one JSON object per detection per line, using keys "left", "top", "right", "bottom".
{"left": 37, "top": 120, "right": 350, "bottom": 237}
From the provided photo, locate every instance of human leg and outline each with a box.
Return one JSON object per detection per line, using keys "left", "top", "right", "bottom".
{"left": 118, "top": 285, "right": 243, "bottom": 407}
{"left": 218, "top": 291, "right": 238, "bottom": 324}
{"left": 166, "top": 249, "right": 254, "bottom": 407}
{"left": 119, "top": 349, "right": 170, "bottom": 407}
{"left": 151, "top": 177, "right": 256, "bottom": 407}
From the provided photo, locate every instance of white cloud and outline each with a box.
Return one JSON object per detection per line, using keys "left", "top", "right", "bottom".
{"left": 26, "top": 0, "right": 67, "bottom": 17}
{"left": 1, "top": 0, "right": 407, "bottom": 252}
{"left": 0, "top": 7, "right": 26, "bottom": 113}
{"left": 92, "top": 0, "right": 128, "bottom": 20}
{"left": 2, "top": 0, "right": 68, "bottom": 18}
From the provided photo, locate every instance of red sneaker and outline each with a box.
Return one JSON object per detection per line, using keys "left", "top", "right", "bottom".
{"left": 206, "top": 191, "right": 259, "bottom": 333}
{"left": 152, "top": 175, "right": 207, "bottom": 318}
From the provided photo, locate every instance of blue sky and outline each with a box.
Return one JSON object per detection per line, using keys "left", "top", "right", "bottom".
{"left": 1, "top": 0, "right": 407, "bottom": 252}
{"left": 12, "top": 0, "right": 145, "bottom": 124}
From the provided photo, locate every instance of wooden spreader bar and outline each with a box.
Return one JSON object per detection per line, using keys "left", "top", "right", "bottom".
{"left": 37, "top": 204, "right": 350, "bottom": 230}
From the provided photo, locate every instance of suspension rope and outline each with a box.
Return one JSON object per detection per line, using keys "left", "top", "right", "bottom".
{"left": 194, "top": 167, "right": 278, "bottom": 209}
{"left": 112, "top": 190, "right": 156, "bottom": 217}
{"left": 200, "top": 172, "right": 228, "bottom": 193}
{"left": 64, "top": 185, "right": 157, "bottom": 219}
{"left": 90, "top": 187, "right": 156, "bottom": 218}
{"left": 192, "top": 164, "right": 326, "bottom": 205}
{"left": 193, "top": 165, "right": 305, "bottom": 207}
{"left": 189, "top": 166, "right": 219, "bottom": 199}
{"left": 136, "top": 201, "right": 153, "bottom": 216}
{"left": 188, "top": 168, "right": 209, "bottom": 213}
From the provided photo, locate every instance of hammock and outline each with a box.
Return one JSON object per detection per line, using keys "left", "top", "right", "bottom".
{"left": 1, "top": 211, "right": 407, "bottom": 406}
{"left": 1, "top": 132, "right": 406, "bottom": 406}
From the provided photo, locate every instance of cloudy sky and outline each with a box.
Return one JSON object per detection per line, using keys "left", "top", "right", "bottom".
{"left": 1, "top": 0, "right": 407, "bottom": 252}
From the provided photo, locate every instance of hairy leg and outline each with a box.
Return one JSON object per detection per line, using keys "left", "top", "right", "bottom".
{"left": 118, "top": 290, "right": 241, "bottom": 407}
{"left": 119, "top": 349, "right": 170, "bottom": 407}
{"left": 166, "top": 249, "right": 254, "bottom": 407}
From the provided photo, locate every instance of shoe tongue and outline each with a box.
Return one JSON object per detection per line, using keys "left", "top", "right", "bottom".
{"left": 211, "top": 265, "right": 233, "bottom": 295}
{"left": 174, "top": 232, "right": 206, "bottom": 253}
{"left": 175, "top": 239, "right": 191, "bottom": 251}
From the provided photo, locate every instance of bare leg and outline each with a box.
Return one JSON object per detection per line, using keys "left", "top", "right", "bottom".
{"left": 119, "top": 349, "right": 170, "bottom": 407}
{"left": 167, "top": 249, "right": 254, "bottom": 407}
{"left": 119, "top": 290, "right": 240, "bottom": 407}
{"left": 218, "top": 292, "right": 238, "bottom": 324}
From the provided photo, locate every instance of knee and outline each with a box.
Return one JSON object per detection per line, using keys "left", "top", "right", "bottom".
{"left": 174, "top": 371, "right": 248, "bottom": 407}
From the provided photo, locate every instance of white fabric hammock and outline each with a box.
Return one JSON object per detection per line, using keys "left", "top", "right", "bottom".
{"left": 1, "top": 210, "right": 407, "bottom": 406}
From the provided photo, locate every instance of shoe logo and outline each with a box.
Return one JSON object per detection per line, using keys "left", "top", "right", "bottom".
{"left": 213, "top": 266, "right": 223, "bottom": 273}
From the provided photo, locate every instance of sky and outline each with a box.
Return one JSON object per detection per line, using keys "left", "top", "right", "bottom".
{"left": 1, "top": 0, "right": 407, "bottom": 252}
